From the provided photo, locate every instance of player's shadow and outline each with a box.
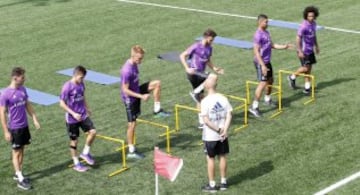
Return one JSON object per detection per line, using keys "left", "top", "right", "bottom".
{"left": 228, "top": 160, "right": 274, "bottom": 185}
{"left": 281, "top": 77, "right": 355, "bottom": 107}
{"left": 0, "top": 0, "right": 71, "bottom": 8}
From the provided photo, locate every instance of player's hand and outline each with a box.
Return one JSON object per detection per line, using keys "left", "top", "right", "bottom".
{"left": 286, "top": 43, "right": 295, "bottom": 50}
{"left": 141, "top": 94, "right": 150, "bottom": 101}
{"left": 298, "top": 51, "right": 304, "bottom": 59}
{"left": 214, "top": 67, "right": 224, "bottom": 75}
{"left": 4, "top": 131, "right": 11, "bottom": 142}
{"left": 315, "top": 46, "right": 320, "bottom": 55}
{"left": 33, "top": 119, "right": 41, "bottom": 130}
{"left": 219, "top": 129, "right": 228, "bottom": 142}
{"left": 87, "top": 109, "right": 92, "bottom": 117}
{"left": 73, "top": 113, "right": 82, "bottom": 121}
{"left": 261, "top": 66, "right": 268, "bottom": 76}
{"left": 186, "top": 67, "right": 196, "bottom": 75}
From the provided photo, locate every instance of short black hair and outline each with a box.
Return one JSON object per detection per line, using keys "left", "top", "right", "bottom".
{"left": 303, "top": 6, "right": 319, "bottom": 19}
{"left": 73, "top": 65, "right": 87, "bottom": 76}
{"left": 257, "top": 14, "right": 268, "bottom": 21}
{"left": 203, "top": 28, "right": 217, "bottom": 38}
{"left": 11, "top": 67, "right": 25, "bottom": 77}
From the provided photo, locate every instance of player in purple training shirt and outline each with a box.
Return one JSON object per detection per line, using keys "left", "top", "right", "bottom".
{"left": 180, "top": 29, "right": 224, "bottom": 129}
{"left": 288, "top": 6, "right": 320, "bottom": 94}
{"left": 60, "top": 65, "right": 97, "bottom": 172}
{"left": 249, "top": 14, "right": 293, "bottom": 117}
{"left": 0, "top": 67, "right": 40, "bottom": 190}
{"left": 120, "top": 45, "right": 170, "bottom": 159}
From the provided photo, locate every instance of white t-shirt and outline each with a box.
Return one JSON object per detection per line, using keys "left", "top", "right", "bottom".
{"left": 200, "top": 93, "right": 233, "bottom": 141}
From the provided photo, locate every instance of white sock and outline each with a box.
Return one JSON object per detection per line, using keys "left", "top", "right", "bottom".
{"left": 82, "top": 145, "right": 90, "bottom": 155}
{"left": 193, "top": 84, "right": 204, "bottom": 94}
{"left": 16, "top": 171, "right": 24, "bottom": 182}
{"left": 198, "top": 113, "right": 204, "bottom": 125}
{"left": 264, "top": 95, "right": 271, "bottom": 102}
{"left": 290, "top": 74, "right": 296, "bottom": 80}
{"left": 209, "top": 180, "right": 216, "bottom": 188}
{"left": 252, "top": 100, "right": 259, "bottom": 109}
{"left": 128, "top": 144, "right": 135, "bottom": 153}
{"left": 221, "top": 178, "right": 227, "bottom": 184}
{"left": 154, "top": 102, "right": 161, "bottom": 113}
{"left": 73, "top": 157, "right": 80, "bottom": 165}
{"left": 304, "top": 82, "right": 311, "bottom": 90}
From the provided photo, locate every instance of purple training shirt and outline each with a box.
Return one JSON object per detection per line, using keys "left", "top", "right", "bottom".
{"left": 186, "top": 42, "right": 212, "bottom": 72}
{"left": 298, "top": 20, "right": 317, "bottom": 55}
{"left": 60, "top": 81, "right": 87, "bottom": 124}
{"left": 120, "top": 59, "right": 139, "bottom": 104}
{"left": 253, "top": 29, "right": 272, "bottom": 64}
{"left": 0, "top": 86, "right": 29, "bottom": 129}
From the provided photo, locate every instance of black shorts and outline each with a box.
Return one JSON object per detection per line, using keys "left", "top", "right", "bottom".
{"left": 204, "top": 139, "right": 229, "bottom": 158}
{"left": 10, "top": 126, "right": 31, "bottom": 150}
{"left": 255, "top": 62, "right": 273, "bottom": 81}
{"left": 187, "top": 72, "right": 209, "bottom": 91}
{"left": 124, "top": 82, "right": 150, "bottom": 122}
{"left": 299, "top": 53, "right": 316, "bottom": 66}
{"left": 66, "top": 117, "right": 95, "bottom": 140}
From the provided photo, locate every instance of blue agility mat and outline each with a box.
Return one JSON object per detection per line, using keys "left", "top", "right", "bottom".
{"left": 195, "top": 36, "right": 253, "bottom": 49}
{"left": 57, "top": 68, "right": 120, "bottom": 85}
{"left": 268, "top": 20, "right": 323, "bottom": 30}
{"left": 157, "top": 51, "right": 182, "bottom": 63}
{"left": 0, "top": 88, "right": 59, "bottom": 106}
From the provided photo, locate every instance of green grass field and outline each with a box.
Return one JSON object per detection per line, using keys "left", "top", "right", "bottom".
{"left": 0, "top": 0, "right": 359, "bottom": 194}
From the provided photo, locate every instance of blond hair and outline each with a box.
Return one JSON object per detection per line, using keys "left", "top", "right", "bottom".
{"left": 131, "top": 45, "right": 145, "bottom": 56}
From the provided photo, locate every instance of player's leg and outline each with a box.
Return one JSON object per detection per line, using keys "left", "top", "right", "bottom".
{"left": 140, "top": 81, "right": 170, "bottom": 117}
{"left": 202, "top": 141, "right": 218, "bottom": 193}
{"left": 79, "top": 118, "right": 96, "bottom": 165}
{"left": 250, "top": 63, "right": 267, "bottom": 117}
{"left": 124, "top": 100, "right": 144, "bottom": 159}
{"left": 67, "top": 123, "right": 88, "bottom": 172}
{"left": 218, "top": 139, "right": 229, "bottom": 191}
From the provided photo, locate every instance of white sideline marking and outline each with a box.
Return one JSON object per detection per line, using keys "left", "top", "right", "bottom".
{"left": 313, "top": 171, "right": 360, "bottom": 195}
{"left": 117, "top": 0, "right": 360, "bottom": 34}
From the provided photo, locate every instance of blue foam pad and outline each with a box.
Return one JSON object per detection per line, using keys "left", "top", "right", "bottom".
{"left": 157, "top": 51, "right": 182, "bottom": 63}
{"left": 268, "top": 20, "right": 323, "bottom": 30}
{"left": 0, "top": 88, "right": 59, "bottom": 106}
{"left": 57, "top": 68, "right": 120, "bottom": 85}
{"left": 195, "top": 36, "right": 253, "bottom": 49}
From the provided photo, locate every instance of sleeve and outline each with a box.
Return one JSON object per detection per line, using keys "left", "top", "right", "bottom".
{"left": 121, "top": 69, "right": 131, "bottom": 85}
{"left": 0, "top": 92, "right": 8, "bottom": 107}
{"left": 253, "top": 32, "right": 261, "bottom": 46}
{"left": 23, "top": 87, "right": 29, "bottom": 101}
{"left": 297, "top": 24, "right": 305, "bottom": 37}
{"left": 186, "top": 43, "right": 197, "bottom": 56}
{"left": 200, "top": 99, "right": 208, "bottom": 117}
{"left": 60, "top": 83, "right": 69, "bottom": 101}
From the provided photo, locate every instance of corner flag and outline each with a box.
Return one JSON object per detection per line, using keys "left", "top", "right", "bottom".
{"left": 154, "top": 147, "right": 183, "bottom": 182}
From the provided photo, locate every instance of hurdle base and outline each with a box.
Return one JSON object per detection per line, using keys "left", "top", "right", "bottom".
{"left": 270, "top": 110, "right": 283, "bottom": 119}
{"left": 304, "top": 98, "right": 315, "bottom": 105}
{"left": 234, "top": 124, "right": 249, "bottom": 132}
{"left": 109, "top": 167, "right": 130, "bottom": 177}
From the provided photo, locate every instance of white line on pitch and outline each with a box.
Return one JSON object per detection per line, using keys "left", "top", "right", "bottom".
{"left": 117, "top": 0, "right": 360, "bottom": 34}
{"left": 313, "top": 170, "right": 360, "bottom": 195}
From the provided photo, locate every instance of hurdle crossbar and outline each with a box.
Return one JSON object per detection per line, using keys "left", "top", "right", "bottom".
{"left": 279, "top": 70, "right": 315, "bottom": 105}
{"left": 136, "top": 118, "right": 171, "bottom": 154}
{"left": 246, "top": 80, "right": 283, "bottom": 118}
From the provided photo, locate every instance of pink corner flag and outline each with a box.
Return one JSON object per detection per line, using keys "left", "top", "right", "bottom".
{"left": 154, "top": 147, "right": 183, "bottom": 182}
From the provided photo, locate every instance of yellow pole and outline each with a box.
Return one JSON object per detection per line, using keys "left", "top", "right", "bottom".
{"left": 175, "top": 104, "right": 179, "bottom": 132}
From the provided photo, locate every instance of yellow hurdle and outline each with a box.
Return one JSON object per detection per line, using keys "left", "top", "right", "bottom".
{"left": 278, "top": 70, "right": 315, "bottom": 105}
{"left": 68, "top": 134, "right": 129, "bottom": 177}
{"left": 136, "top": 118, "right": 171, "bottom": 154}
{"left": 246, "top": 80, "right": 283, "bottom": 118}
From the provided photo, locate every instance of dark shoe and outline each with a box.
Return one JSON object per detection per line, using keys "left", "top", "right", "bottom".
{"left": 249, "top": 107, "right": 261, "bottom": 118}
{"left": 219, "top": 183, "right": 228, "bottom": 191}
{"left": 127, "top": 152, "right": 145, "bottom": 159}
{"left": 13, "top": 175, "right": 30, "bottom": 183}
{"left": 153, "top": 109, "right": 171, "bottom": 118}
{"left": 287, "top": 75, "right": 297, "bottom": 90}
{"left": 201, "top": 184, "right": 218, "bottom": 193}
{"left": 303, "top": 88, "right": 310, "bottom": 95}
{"left": 17, "top": 179, "right": 32, "bottom": 190}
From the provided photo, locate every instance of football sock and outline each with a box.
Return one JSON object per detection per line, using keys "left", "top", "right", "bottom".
{"left": 209, "top": 181, "right": 216, "bottom": 188}
{"left": 252, "top": 100, "right": 259, "bottom": 109}
{"left": 16, "top": 171, "right": 24, "bottom": 182}
{"left": 73, "top": 157, "right": 80, "bottom": 165}
{"left": 128, "top": 144, "right": 135, "bottom": 153}
{"left": 290, "top": 74, "right": 296, "bottom": 80}
{"left": 82, "top": 145, "right": 90, "bottom": 155}
{"left": 194, "top": 84, "right": 204, "bottom": 94}
{"left": 154, "top": 102, "right": 161, "bottom": 113}
{"left": 198, "top": 113, "right": 204, "bottom": 125}
{"left": 221, "top": 178, "right": 227, "bottom": 184}
{"left": 264, "top": 95, "right": 271, "bottom": 102}
{"left": 305, "top": 82, "right": 311, "bottom": 90}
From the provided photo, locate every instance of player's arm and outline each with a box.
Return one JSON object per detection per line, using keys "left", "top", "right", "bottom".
{"left": 180, "top": 50, "right": 195, "bottom": 74}
{"left": 314, "top": 33, "right": 320, "bottom": 54}
{"left": 121, "top": 82, "right": 148, "bottom": 101}
{"left": 254, "top": 44, "right": 267, "bottom": 75}
{"left": 202, "top": 115, "right": 222, "bottom": 133}
{"left": 272, "top": 42, "right": 290, "bottom": 50}
{"left": 26, "top": 101, "right": 40, "bottom": 129}
{"left": 207, "top": 60, "right": 223, "bottom": 74}
{"left": 296, "top": 34, "right": 304, "bottom": 58}
{"left": 83, "top": 96, "right": 91, "bottom": 116}
{"left": 0, "top": 105, "right": 11, "bottom": 141}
